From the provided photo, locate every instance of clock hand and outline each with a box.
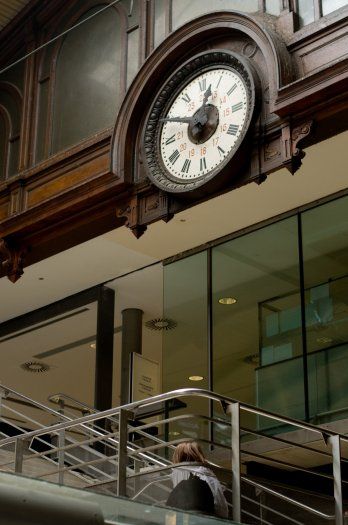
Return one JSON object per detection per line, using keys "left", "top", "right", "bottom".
{"left": 160, "top": 116, "right": 193, "bottom": 124}
{"left": 202, "top": 84, "right": 212, "bottom": 107}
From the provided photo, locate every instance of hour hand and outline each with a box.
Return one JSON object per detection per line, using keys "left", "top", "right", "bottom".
{"left": 202, "top": 84, "right": 212, "bottom": 107}
{"left": 160, "top": 116, "right": 193, "bottom": 124}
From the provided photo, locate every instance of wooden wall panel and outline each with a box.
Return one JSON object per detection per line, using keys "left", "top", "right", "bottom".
{"left": 0, "top": 197, "right": 9, "bottom": 221}
{"left": 25, "top": 152, "right": 110, "bottom": 208}
{"left": 293, "top": 25, "right": 348, "bottom": 76}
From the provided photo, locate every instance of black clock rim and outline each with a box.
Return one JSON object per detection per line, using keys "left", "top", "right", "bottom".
{"left": 143, "top": 50, "right": 256, "bottom": 194}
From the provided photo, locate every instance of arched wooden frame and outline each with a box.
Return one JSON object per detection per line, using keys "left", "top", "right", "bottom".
{"left": 111, "top": 10, "right": 293, "bottom": 182}
{"left": 0, "top": 81, "right": 23, "bottom": 180}
{"left": 0, "top": 106, "right": 10, "bottom": 181}
{"left": 33, "top": 1, "right": 129, "bottom": 164}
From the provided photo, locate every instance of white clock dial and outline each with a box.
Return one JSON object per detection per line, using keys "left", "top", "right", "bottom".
{"left": 160, "top": 68, "right": 248, "bottom": 181}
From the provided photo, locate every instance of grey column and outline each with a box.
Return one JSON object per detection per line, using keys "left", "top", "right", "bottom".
{"left": 120, "top": 308, "right": 143, "bottom": 405}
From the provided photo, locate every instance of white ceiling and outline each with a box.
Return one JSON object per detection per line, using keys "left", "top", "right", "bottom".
{"left": 0, "top": 131, "right": 347, "bottom": 323}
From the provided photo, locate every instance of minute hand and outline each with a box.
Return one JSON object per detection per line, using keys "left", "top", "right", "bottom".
{"left": 160, "top": 116, "right": 193, "bottom": 124}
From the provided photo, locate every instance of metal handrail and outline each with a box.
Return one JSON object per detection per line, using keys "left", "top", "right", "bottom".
{"left": 48, "top": 392, "right": 95, "bottom": 415}
{"left": 2, "top": 387, "right": 347, "bottom": 443}
{"left": 0, "top": 384, "right": 167, "bottom": 467}
{"left": 0, "top": 387, "right": 346, "bottom": 524}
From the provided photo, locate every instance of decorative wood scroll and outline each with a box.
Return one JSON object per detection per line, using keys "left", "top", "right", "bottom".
{"left": 281, "top": 120, "right": 313, "bottom": 174}
{"left": 0, "top": 239, "right": 26, "bottom": 283}
{"left": 117, "top": 192, "right": 174, "bottom": 238}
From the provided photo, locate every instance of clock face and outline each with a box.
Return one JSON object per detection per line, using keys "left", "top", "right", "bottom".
{"left": 160, "top": 68, "right": 248, "bottom": 181}
{"left": 143, "top": 51, "right": 256, "bottom": 194}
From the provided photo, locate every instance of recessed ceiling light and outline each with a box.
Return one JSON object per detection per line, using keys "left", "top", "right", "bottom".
{"left": 316, "top": 337, "right": 333, "bottom": 344}
{"left": 189, "top": 375, "right": 204, "bottom": 381}
{"left": 218, "top": 297, "right": 237, "bottom": 305}
{"left": 90, "top": 343, "right": 96, "bottom": 349}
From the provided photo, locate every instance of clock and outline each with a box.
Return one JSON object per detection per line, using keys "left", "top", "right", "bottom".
{"left": 143, "top": 50, "right": 258, "bottom": 195}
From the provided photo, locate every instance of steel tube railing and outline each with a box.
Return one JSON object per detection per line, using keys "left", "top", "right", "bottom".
{"left": 0, "top": 387, "right": 346, "bottom": 524}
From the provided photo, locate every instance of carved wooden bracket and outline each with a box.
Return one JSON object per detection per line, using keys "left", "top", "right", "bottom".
{"left": 0, "top": 239, "right": 25, "bottom": 283}
{"left": 281, "top": 120, "right": 313, "bottom": 174}
{"left": 117, "top": 191, "right": 174, "bottom": 238}
{"left": 117, "top": 196, "right": 147, "bottom": 239}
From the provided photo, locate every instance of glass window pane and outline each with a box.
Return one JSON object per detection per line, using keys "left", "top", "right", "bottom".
{"left": 172, "top": 0, "right": 258, "bottom": 30}
{"left": 154, "top": 0, "right": 166, "bottom": 47}
{"left": 302, "top": 195, "right": 348, "bottom": 423}
{"left": 0, "top": 62, "right": 25, "bottom": 93}
{"left": 8, "top": 137, "right": 19, "bottom": 178}
{"left": 212, "top": 217, "right": 304, "bottom": 430}
{"left": 0, "top": 301, "right": 98, "bottom": 415}
{"left": 0, "top": 113, "right": 6, "bottom": 179}
{"left": 52, "top": 6, "right": 122, "bottom": 153}
{"left": 163, "top": 253, "right": 209, "bottom": 447}
{"left": 322, "top": 0, "right": 348, "bottom": 15}
{"left": 127, "top": 28, "right": 139, "bottom": 87}
{"left": 265, "top": 0, "right": 281, "bottom": 15}
{"left": 297, "top": 0, "right": 315, "bottom": 26}
{"left": 35, "top": 80, "right": 49, "bottom": 163}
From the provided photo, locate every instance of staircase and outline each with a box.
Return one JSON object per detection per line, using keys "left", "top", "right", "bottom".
{"left": 0, "top": 385, "right": 347, "bottom": 524}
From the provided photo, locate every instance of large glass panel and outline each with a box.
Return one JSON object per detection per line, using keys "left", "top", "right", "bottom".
{"left": 301, "top": 195, "right": 348, "bottom": 423}
{"left": 212, "top": 217, "right": 304, "bottom": 433}
{"left": 322, "top": 0, "right": 348, "bottom": 15}
{"left": 297, "top": 0, "right": 315, "bottom": 26}
{"left": 0, "top": 301, "right": 97, "bottom": 428}
{"left": 163, "top": 253, "right": 209, "bottom": 448}
{"left": 52, "top": 6, "right": 121, "bottom": 153}
{"left": 172, "top": 0, "right": 258, "bottom": 30}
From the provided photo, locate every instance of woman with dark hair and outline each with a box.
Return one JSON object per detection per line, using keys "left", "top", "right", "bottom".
{"left": 167, "top": 441, "right": 228, "bottom": 519}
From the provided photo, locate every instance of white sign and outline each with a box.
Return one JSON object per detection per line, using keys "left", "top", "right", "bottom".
{"left": 131, "top": 353, "right": 160, "bottom": 402}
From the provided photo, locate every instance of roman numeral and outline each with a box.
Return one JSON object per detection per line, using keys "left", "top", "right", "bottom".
{"left": 227, "top": 124, "right": 239, "bottom": 136}
{"left": 181, "top": 159, "right": 191, "bottom": 173}
{"left": 200, "top": 157, "right": 207, "bottom": 171}
{"left": 165, "top": 134, "right": 176, "bottom": 145}
{"left": 199, "top": 78, "right": 207, "bottom": 91}
{"left": 169, "top": 149, "right": 180, "bottom": 164}
{"left": 232, "top": 102, "right": 243, "bottom": 112}
{"left": 218, "top": 146, "right": 225, "bottom": 156}
{"left": 216, "top": 75, "right": 223, "bottom": 89}
{"left": 227, "top": 84, "right": 237, "bottom": 96}
{"left": 181, "top": 93, "right": 191, "bottom": 103}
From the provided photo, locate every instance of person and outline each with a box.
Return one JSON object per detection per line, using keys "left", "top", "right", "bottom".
{"left": 166, "top": 441, "right": 229, "bottom": 519}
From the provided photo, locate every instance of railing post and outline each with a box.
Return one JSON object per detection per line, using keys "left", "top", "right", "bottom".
{"left": 329, "top": 435, "right": 343, "bottom": 525}
{"left": 14, "top": 438, "right": 29, "bottom": 474}
{"left": 117, "top": 409, "right": 132, "bottom": 497}
{"left": 58, "top": 429, "right": 65, "bottom": 484}
{"left": 230, "top": 402, "right": 241, "bottom": 523}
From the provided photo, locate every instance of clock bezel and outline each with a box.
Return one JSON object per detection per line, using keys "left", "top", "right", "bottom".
{"left": 143, "top": 50, "right": 257, "bottom": 194}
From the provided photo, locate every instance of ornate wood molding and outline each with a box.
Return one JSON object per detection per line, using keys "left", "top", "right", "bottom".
{"left": 117, "top": 191, "right": 174, "bottom": 238}
{"left": 0, "top": 239, "right": 26, "bottom": 283}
